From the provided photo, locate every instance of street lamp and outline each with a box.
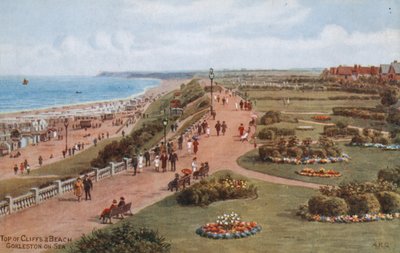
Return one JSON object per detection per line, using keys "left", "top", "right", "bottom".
{"left": 209, "top": 68, "right": 215, "bottom": 114}
{"left": 162, "top": 118, "right": 168, "bottom": 147}
{"left": 63, "top": 118, "right": 69, "bottom": 151}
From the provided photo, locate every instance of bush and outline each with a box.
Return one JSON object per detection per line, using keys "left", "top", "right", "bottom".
{"left": 69, "top": 223, "right": 170, "bottom": 253}
{"left": 376, "top": 191, "right": 400, "bottom": 213}
{"left": 258, "top": 129, "right": 275, "bottom": 140}
{"left": 260, "top": 111, "right": 281, "bottom": 125}
{"left": 346, "top": 193, "right": 381, "bottom": 215}
{"left": 308, "top": 196, "right": 349, "bottom": 216}
{"left": 378, "top": 167, "right": 400, "bottom": 186}
{"left": 176, "top": 175, "right": 257, "bottom": 206}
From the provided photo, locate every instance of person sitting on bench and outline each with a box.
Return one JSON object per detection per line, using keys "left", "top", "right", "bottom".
{"left": 99, "top": 199, "right": 117, "bottom": 223}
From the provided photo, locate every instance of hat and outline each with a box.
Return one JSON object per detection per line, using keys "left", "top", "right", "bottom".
{"left": 120, "top": 197, "right": 125, "bottom": 200}
{"left": 112, "top": 199, "right": 118, "bottom": 204}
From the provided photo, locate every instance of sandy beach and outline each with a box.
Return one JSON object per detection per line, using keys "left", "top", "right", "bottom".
{"left": 0, "top": 79, "right": 185, "bottom": 181}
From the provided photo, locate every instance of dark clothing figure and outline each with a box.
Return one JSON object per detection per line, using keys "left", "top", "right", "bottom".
{"left": 169, "top": 152, "right": 178, "bottom": 171}
{"left": 197, "top": 124, "right": 202, "bottom": 135}
{"left": 83, "top": 176, "right": 93, "bottom": 200}
{"left": 62, "top": 150, "right": 66, "bottom": 158}
{"left": 212, "top": 111, "right": 216, "bottom": 120}
{"left": 239, "top": 100, "right": 244, "bottom": 110}
{"left": 193, "top": 140, "right": 199, "bottom": 155}
{"left": 38, "top": 156, "right": 43, "bottom": 166}
{"left": 144, "top": 150, "right": 151, "bottom": 166}
{"left": 117, "top": 198, "right": 126, "bottom": 208}
{"left": 132, "top": 156, "right": 138, "bottom": 175}
{"left": 160, "top": 153, "right": 168, "bottom": 172}
{"left": 178, "top": 135, "right": 183, "bottom": 150}
{"left": 201, "top": 121, "right": 208, "bottom": 134}
{"left": 221, "top": 122, "right": 228, "bottom": 136}
{"left": 13, "top": 164, "right": 18, "bottom": 175}
{"left": 215, "top": 121, "right": 221, "bottom": 136}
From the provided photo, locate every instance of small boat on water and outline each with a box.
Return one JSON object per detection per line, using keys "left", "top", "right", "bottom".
{"left": 22, "top": 79, "right": 29, "bottom": 85}
{"left": 75, "top": 91, "right": 82, "bottom": 94}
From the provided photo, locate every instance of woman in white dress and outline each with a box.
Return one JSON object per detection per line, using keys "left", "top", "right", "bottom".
{"left": 138, "top": 153, "right": 144, "bottom": 173}
{"left": 191, "top": 157, "right": 198, "bottom": 172}
{"left": 187, "top": 139, "right": 192, "bottom": 155}
{"left": 154, "top": 155, "right": 160, "bottom": 172}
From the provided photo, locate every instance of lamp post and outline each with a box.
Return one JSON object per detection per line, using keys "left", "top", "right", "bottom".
{"left": 162, "top": 118, "right": 168, "bottom": 147}
{"left": 209, "top": 68, "right": 215, "bottom": 114}
{"left": 63, "top": 118, "right": 69, "bottom": 151}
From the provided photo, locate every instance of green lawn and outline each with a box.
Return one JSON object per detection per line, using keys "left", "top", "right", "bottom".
{"left": 62, "top": 171, "right": 400, "bottom": 253}
{"left": 238, "top": 143, "right": 400, "bottom": 186}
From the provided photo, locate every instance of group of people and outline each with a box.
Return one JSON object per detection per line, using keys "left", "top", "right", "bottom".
{"left": 13, "top": 159, "right": 30, "bottom": 175}
{"left": 236, "top": 100, "right": 253, "bottom": 111}
{"left": 73, "top": 174, "right": 94, "bottom": 202}
{"left": 62, "top": 142, "right": 86, "bottom": 158}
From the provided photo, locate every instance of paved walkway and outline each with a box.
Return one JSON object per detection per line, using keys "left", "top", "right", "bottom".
{"left": 0, "top": 91, "right": 321, "bottom": 253}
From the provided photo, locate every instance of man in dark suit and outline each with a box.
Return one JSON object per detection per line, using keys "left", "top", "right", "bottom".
{"left": 144, "top": 149, "right": 151, "bottom": 167}
{"left": 169, "top": 150, "right": 178, "bottom": 171}
{"left": 83, "top": 174, "right": 93, "bottom": 200}
{"left": 132, "top": 155, "right": 138, "bottom": 176}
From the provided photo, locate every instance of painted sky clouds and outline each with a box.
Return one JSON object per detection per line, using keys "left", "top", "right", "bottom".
{"left": 0, "top": 0, "right": 399, "bottom": 75}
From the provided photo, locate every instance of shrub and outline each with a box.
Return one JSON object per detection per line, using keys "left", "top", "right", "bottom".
{"left": 176, "top": 175, "right": 257, "bottom": 206}
{"left": 308, "top": 196, "right": 349, "bottom": 216}
{"left": 346, "top": 193, "right": 381, "bottom": 215}
{"left": 69, "top": 223, "right": 171, "bottom": 253}
{"left": 260, "top": 111, "right": 281, "bottom": 125}
{"left": 258, "top": 129, "right": 275, "bottom": 140}
{"left": 378, "top": 167, "right": 400, "bottom": 186}
{"left": 376, "top": 191, "right": 400, "bottom": 213}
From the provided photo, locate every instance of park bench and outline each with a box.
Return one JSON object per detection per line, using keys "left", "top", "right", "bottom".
{"left": 193, "top": 162, "right": 209, "bottom": 180}
{"left": 167, "top": 174, "right": 191, "bottom": 192}
{"left": 104, "top": 202, "right": 133, "bottom": 224}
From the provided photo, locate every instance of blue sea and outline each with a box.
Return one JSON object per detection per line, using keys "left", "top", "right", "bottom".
{"left": 0, "top": 76, "right": 160, "bottom": 113}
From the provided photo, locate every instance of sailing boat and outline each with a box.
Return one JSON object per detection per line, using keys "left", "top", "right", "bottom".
{"left": 22, "top": 79, "right": 29, "bottom": 85}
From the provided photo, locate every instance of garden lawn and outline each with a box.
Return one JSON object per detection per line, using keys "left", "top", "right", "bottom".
{"left": 61, "top": 171, "right": 400, "bottom": 253}
{"left": 238, "top": 143, "right": 400, "bottom": 186}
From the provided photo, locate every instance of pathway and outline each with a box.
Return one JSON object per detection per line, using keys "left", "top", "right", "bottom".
{"left": 0, "top": 90, "right": 321, "bottom": 253}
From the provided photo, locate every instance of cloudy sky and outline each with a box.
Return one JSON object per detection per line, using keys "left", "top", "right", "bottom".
{"left": 0, "top": 0, "right": 399, "bottom": 75}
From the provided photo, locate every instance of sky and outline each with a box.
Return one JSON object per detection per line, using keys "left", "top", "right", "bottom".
{"left": 0, "top": 0, "right": 399, "bottom": 75}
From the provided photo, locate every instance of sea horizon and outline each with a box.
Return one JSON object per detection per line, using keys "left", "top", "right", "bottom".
{"left": 0, "top": 76, "right": 160, "bottom": 114}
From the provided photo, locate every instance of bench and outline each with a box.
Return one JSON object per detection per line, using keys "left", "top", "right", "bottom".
{"left": 103, "top": 202, "right": 133, "bottom": 224}
{"left": 167, "top": 174, "right": 191, "bottom": 192}
{"left": 193, "top": 163, "right": 209, "bottom": 180}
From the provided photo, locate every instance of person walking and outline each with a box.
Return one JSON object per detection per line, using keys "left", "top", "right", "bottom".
{"left": 235, "top": 102, "right": 239, "bottom": 111}
{"left": 13, "top": 164, "right": 18, "bottom": 175}
{"left": 238, "top": 123, "right": 245, "bottom": 137}
{"left": 19, "top": 162, "right": 24, "bottom": 175}
{"left": 169, "top": 150, "right": 178, "bottom": 171}
{"left": 215, "top": 121, "right": 221, "bottom": 136}
{"left": 239, "top": 100, "right": 244, "bottom": 110}
{"left": 154, "top": 155, "right": 160, "bottom": 172}
{"left": 24, "top": 159, "right": 28, "bottom": 170}
{"left": 26, "top": 163, "right": 31, "bottom": 175}
{"left": 62, "top": 150, "right": 66, "bottom": 158}
{"left": 193, "top": 139, "right": 199, "bottom": 155}
{"left": 138, "top": 153, "right": 144, "bottom": 173}
{"left": 131, "top": 155, "right": 138, "bottom": 176}
{"left": 38, "top": 155, "right": 43, "bottom": 166}
{"left": 144, "top": 149, "right": 151, "bottom": 167}
{"left": 187, "top": 139, "right": 193, "bottom": 155}
{"left": 83, "top": 174, "right": 93, "bottom": 200}
{"left": 197, "top": 123, "right": 202, "bottom": 136}
{"left": 206, "top": 126, "right": 210, "bottom": 137}
{"left": 178, "top": 135, "right": 183, "bottom": 150}
{"left": 221, "top": 121, "right": 228, "bottom": 136}
{"left": 73, "top": 178, "right": 84, "bottom": 202}
{"left": 201, "top": 120, "right": 208, "bottom": 134}
{"left": 191, "top": 157, "right": 198, "bottom": 172}
{"left": 160, "top": 152, "right": 168, "bottom": 172}
{"left": 212, "top": 110, "right": 216, "bottom": 120}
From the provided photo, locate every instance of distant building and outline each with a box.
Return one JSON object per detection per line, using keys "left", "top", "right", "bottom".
{"left": 387, "top": 61, "right": 400, "bottom": 81}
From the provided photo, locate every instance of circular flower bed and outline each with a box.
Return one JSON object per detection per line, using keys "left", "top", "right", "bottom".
{"left": 304, "top": 212, "right": 400, "bottom": 223}
{"left": 296, "top": 168, "right": 341, "bottom": 178}
{"left": 196, "top": 212, "right": 262, "bottom": 239}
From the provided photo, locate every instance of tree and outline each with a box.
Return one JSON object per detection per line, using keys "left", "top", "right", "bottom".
{"left": 380, "top": 88, "right": 398, "bottom": 106}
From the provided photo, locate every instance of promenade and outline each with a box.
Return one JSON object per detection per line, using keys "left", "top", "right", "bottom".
{"left": 0, "top": 92, "right": 320, "bottom": 253}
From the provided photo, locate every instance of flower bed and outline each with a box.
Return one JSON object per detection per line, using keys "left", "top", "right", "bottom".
{"left": 350, "top": 143, "right": 400, "bottom": 150}
{"left": 267, "top": 154, "right": 350, "bottom": 165}
{"left": 312, "top": 115, "right": 331, "bottom": 121}
{"left": 296, "top": 168, "right": 341, "bottom": 178}
{"left": 302, "top": 212, "right": 400, "bottom": 223}
{"left": 196, "top": 212, "right": 262, "bottom": 239}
